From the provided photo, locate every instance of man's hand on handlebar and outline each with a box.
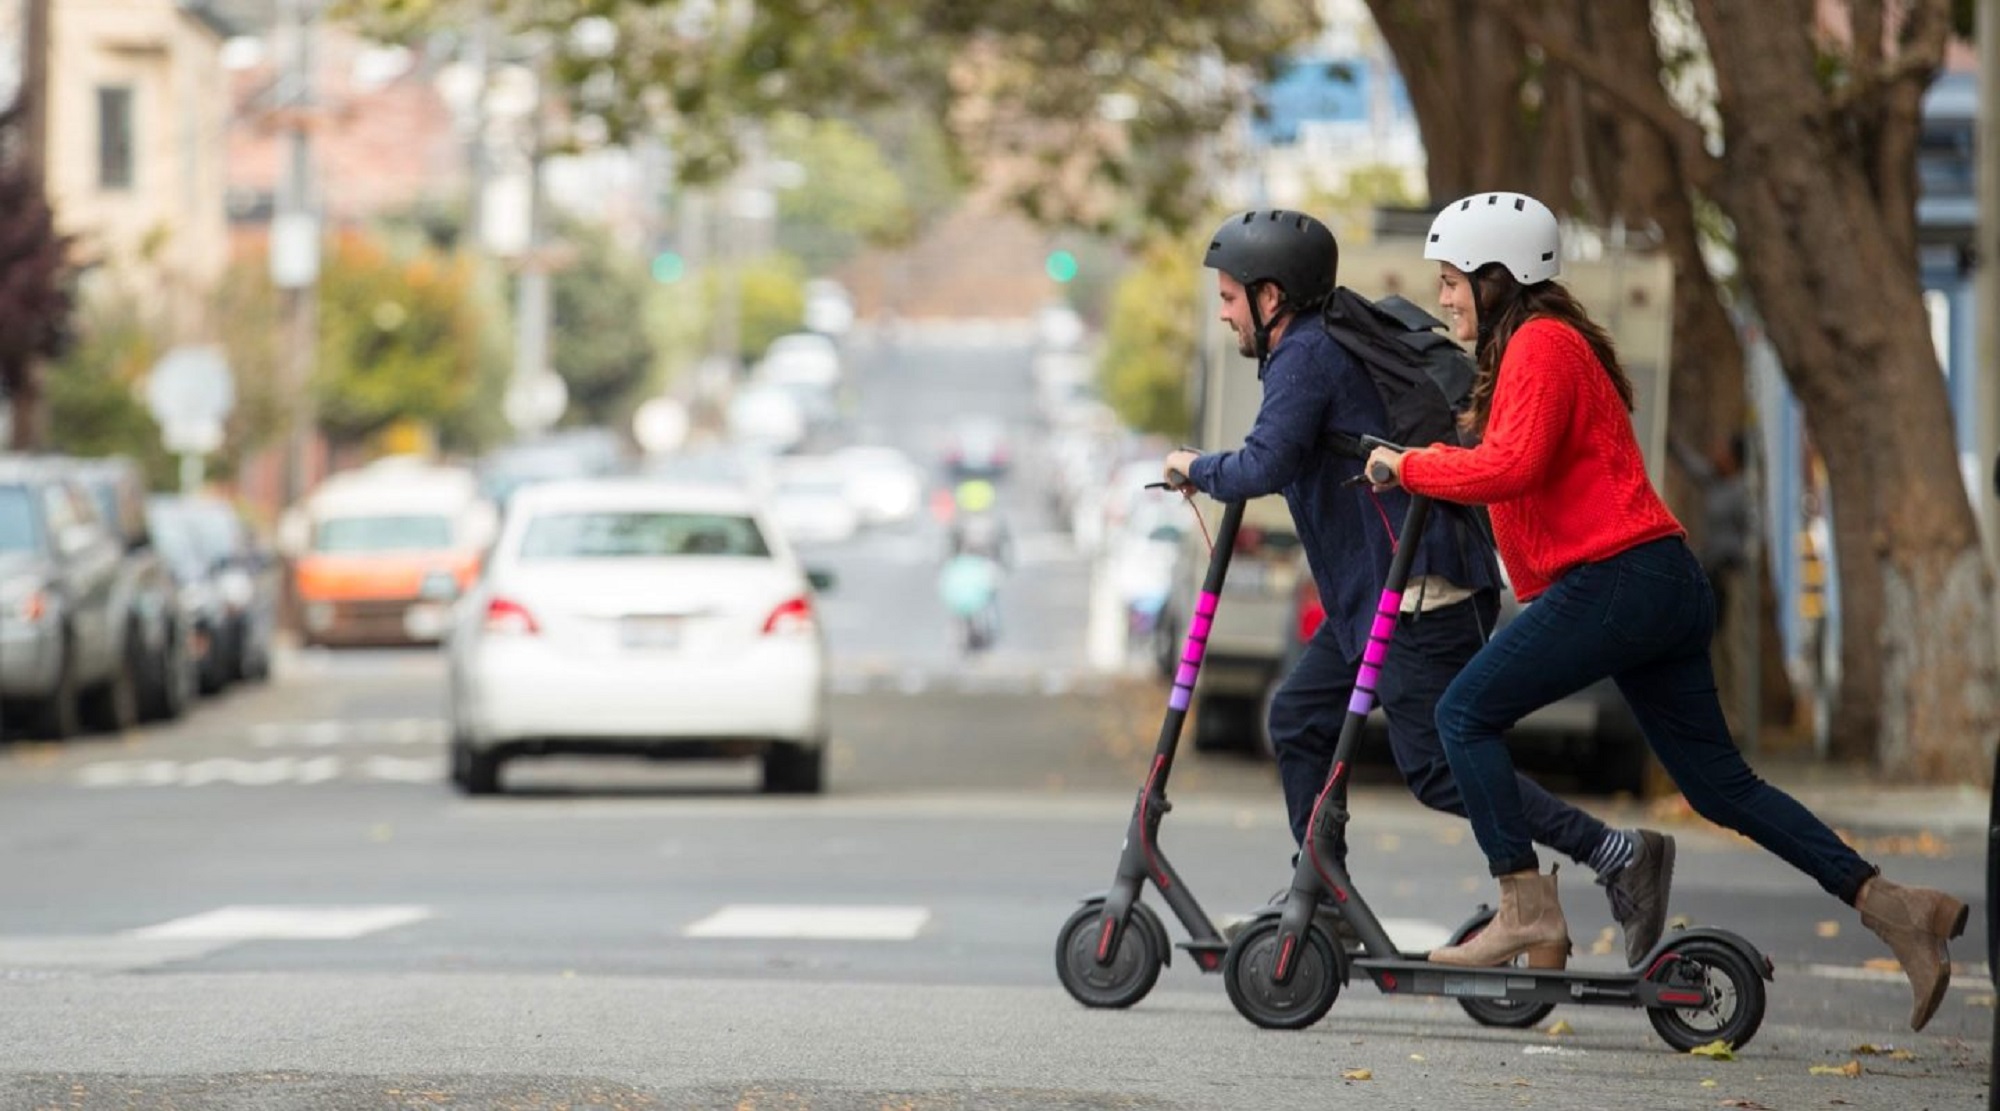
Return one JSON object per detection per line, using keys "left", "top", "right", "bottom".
{"left": 1162, "top": 449, "right": 1200, "bottom": 492}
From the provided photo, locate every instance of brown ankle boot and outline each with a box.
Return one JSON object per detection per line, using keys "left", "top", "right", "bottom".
{"left": 1430, "top": 867, "right": 1572, "bottom": 969}
{"left": 1856, "top": 875, "right": 1968, "bottom": 1032}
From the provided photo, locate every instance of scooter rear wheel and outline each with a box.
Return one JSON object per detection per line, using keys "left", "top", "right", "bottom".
{"left": 1223, "top": 918, "right": 1344, "bottom": 1029}
{"left": 1447, "top": 908, "right": 1559, "bottom": 1029}
{"left": 1645, "top": 937, "right": 1767, "bottom": 1052}
{"left": 1055, "top": 900, "right": 1164, "bottom": 1008}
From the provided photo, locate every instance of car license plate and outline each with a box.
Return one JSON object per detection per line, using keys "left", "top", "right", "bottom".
{"left": 620, "top": 616, "right": 682, "bottom": 650}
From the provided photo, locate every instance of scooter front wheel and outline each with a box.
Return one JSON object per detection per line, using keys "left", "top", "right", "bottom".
{"left": 1646, "top": 937, "right": 1767, "bottom": 1052}
{"left": 1055, "top": 900, "right": 1164, "bottom": 1008}
{"left": 1223, "top": 918, "right": 1343, "bottom": 1029}
{"left": 1447, "top": 907, "right": 1559, "bottom": 1029}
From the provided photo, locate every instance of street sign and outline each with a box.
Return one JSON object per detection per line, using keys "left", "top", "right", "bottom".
{"left": 145, "top": 346, "right": 235, "bottom": 455}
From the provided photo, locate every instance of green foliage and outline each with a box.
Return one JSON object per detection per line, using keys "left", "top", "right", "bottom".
{"left": 341, "top": 0, "right": 1320, "bottom": 236}
{"left": 43, "top": 294, "right": 174, "bottom": 488}
{"left": 1097, "top": 237, "right": 1199, "bottom": 439}
{"left": 730, "top": 256, "right": 807, "bottom": 364}
{"left": 551, "top": 220, "right": 657, "bottom": 426}
{"left": 313, "top": 236, "right": 480, "bottom": 447}
{"left": 210, "top": 258, "right": 288, "bottom": 466}
{"left": 770, "top": 113, "right": 913, "bottom": 273}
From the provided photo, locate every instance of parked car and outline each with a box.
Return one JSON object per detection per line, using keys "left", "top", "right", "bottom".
{"left": 281, "top": 459, "right": 495, "bottom": 647}
{"left": 67, "top": 457, "right": 197, "bottom": 723}
{"left": 447, "top": 478, "right": 834, "bottom": 795}
{"left": 146, "top": 496, "right": 232, "bottom": 696}
{"left": 0, "top": 457, "right": 129, "bottom": 737}
{"left": 157, "top": 495, "right": 280, "bottom": 685}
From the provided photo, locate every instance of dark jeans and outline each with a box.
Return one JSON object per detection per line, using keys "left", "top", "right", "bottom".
{"left": 1266, "top": 590, "right": 1607, "bottom": 866}
{"left": 1436, "top": 537, "right": 1876, "bottom": 903}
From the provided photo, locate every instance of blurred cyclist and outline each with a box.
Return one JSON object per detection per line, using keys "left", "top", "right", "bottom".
{"left": 947, "top": 478, "right": 1012, "bottom": 568}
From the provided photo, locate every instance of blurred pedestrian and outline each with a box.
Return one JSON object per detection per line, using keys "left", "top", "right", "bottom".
{"left": 1671, "top": 431, "right": 1750, "bottom": 618}
{"left": 1367, "top": 191, "right": 1966, "bottom": 1029}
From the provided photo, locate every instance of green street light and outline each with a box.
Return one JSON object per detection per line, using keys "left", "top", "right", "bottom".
{"left": 651, "top": 251, "right": 686, "bottom": 283}
{"left": 1045, "top": 249, "right": 1079, "bottom": 283}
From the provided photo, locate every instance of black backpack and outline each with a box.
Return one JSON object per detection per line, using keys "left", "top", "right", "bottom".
{"left": 1320, "top": 286, "right": 1499, "bottom": 564}
{"left": 1320, "top": 286, "right": 1473, "bottom": 459}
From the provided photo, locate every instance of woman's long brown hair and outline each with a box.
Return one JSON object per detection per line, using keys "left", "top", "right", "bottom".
{"left": 1462, "top": 263, "right": 1634, "bottom": 436}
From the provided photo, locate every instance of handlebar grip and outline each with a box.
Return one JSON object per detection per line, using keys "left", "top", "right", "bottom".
{"left": 1368, "top": 461, "right": 1395, "bottom": 485}
{"left": 1165, "top": 469, "right": 1189, "bottom": 488}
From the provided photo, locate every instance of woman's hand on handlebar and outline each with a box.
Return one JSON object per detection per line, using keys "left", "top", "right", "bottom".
{"left": 1162, "top": 449, "right": 1200, "bottom": 491}
{"left": 1365, "top": 445, "right": 1407, "bottom": 492}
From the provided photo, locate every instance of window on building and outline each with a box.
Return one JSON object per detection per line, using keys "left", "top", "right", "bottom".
{"left": 97, "top": 86, "right": 134, "bottom": 190}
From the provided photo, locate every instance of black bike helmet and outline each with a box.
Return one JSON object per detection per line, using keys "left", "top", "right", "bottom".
{"left": 1205, "top": 209, "right": 1338, "bottom": 362}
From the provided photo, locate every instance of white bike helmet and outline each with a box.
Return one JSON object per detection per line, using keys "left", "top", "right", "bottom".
{"left": 1423, "top": 192, "right": 1561, "bottom": 284}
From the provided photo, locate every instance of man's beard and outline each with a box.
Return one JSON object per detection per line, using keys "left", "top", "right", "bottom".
{"left": 1233, "top": 327, "right": 1254, "bottom": 358}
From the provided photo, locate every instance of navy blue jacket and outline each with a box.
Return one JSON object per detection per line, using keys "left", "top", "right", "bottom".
{"left": 1186, "top": 313, "right": 1502, "bottom": 662}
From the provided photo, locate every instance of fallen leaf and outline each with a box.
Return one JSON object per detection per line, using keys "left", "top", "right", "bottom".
{"left": 1815, "top": 920, "right": 1841, "bottom": 939}
{"left": 1341, "top": 1069, "right": 1372, "bottom": 1081}
{"left": 1720, "top": 1100, "right": 1771, "bottom": 1109}
{"left": 1546, "top": 1019, "right": 1575, "bottom": 1036}
{"left": 1849, "top": 1044, "right": 1881, "bottom": 1055}
{"left": 1809, "top": 1060, "right": 1863, "bottom": 1078}
{"left": 1886, "top": 1049, "right": 1915, "bottom": 1061}
{"left": 1409, "top": 1054, "right": 1426, "bottom": 1062}
{"left": 1589, "top": 926, "right": 1617, "bottom": 957}
{"left": 1701, "top": 1079, "right": 1718, "bottom": 1087}
{"left": 1863, "top": 957, "right": 1903, "bottom": 973}
{"left": 1689, "top": 1040, "right": 1737, "bottom": 1061}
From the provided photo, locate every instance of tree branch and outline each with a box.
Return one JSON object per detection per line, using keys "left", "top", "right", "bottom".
{"left": 1828, "top": 0, "right": 1952, "bottom": 116}
{"left": 1474, "top": 0, "right": 1724, "bottom": 191}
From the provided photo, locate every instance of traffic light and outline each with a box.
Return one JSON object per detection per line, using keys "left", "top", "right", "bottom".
{"left": 1045, "top": 249, "right": 1078, "bottom": 283}
{"left": 651, "top": 250, "right": 686, "bottom": 284}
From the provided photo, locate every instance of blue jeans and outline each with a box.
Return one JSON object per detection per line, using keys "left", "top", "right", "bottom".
{"left": 1267, "top": 591, "right": 1608, "bottom": 865}
{"left": 1437, "top": 537, "right": 1876, "bottom": 903}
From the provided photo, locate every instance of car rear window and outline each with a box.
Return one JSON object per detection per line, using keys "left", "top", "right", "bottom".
{"left": 0, "top": 487, "right": 36, "bottom": 553}
{"left": 517, "top": 511, "right": 770, "bottom": 560}
{"left": 314, "top": 514, "right": 454, "bottom": 553}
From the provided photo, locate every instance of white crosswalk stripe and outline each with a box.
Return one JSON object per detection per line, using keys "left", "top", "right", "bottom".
{"left": 128, "top": 905, "right": 432, "bottom": 941}
{"left": 684, "top": 905, "right": 931, "bottom": 941}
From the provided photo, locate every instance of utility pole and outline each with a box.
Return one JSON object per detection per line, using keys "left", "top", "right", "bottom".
{"left": 509, "top": 48, "right": 554, "bottom": 439}
{"left": 11, "top": 0, "right": 50, "bottom": 450}
{"left": 1977, "top": 0, "right": 2000, "bottom": 580}
{"left": 272, "top": 0, "right": 320, "bottom": 506}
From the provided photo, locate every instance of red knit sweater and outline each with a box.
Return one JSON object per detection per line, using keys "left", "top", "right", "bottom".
{"left": 1400, "top": 317, "right": 1683, "bottom": 601}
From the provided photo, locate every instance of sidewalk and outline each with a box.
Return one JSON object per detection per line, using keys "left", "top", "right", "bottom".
{"left": 1749, "top": 753, "right": 1994, "bottom": 838}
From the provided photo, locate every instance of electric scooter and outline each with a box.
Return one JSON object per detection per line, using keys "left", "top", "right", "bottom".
{"left": 1219, "top": 437, "right": 1775, "bottom": 1052}
{"left": 1054, "top": 484, "right": 1244, "bottom": 1007}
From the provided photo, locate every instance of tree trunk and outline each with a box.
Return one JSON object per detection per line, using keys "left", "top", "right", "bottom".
{"left": 1693, "top": 0, "right": 1997, "bottom": 781}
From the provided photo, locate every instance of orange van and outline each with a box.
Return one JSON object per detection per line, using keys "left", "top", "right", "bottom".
{"left": 283, "top": 460, "right": 496, "bottom": 647}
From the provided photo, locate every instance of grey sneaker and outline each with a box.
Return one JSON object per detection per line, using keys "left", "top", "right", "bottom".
{"left": 1599, "top": 829, "right": 1675, "bottom": 966}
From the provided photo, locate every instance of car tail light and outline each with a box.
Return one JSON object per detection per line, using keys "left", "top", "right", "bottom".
{"left": 2, "top": 579, "right": 47, "bottom": 622}
{"left": 484, "top": 597, "right": 539, "bottom": 636}
{"left": 1296, "top": 573, "right": 1325, "bottom": 643}
{"left": 762, "top": 595, "right": 816, "bottom": 635}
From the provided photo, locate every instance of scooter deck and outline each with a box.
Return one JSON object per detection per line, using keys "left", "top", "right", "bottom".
{"left": 1351, "top": 956, "right": 1701, "bottom": 1009}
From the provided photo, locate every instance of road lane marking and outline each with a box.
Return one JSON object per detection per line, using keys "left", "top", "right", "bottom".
{"left": 683, "top": 905, "right": 931, "bottom": 941}
{"left": 128, "top": 905, "right": 432, "bottom": 941}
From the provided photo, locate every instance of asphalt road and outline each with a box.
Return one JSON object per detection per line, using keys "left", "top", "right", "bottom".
{"left": 0, "top": 328, "right": 1987, "bottom": 1110}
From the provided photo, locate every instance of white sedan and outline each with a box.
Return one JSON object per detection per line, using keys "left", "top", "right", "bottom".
{"left": 447, "top": 479, "right": 832, "bottom": 795}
